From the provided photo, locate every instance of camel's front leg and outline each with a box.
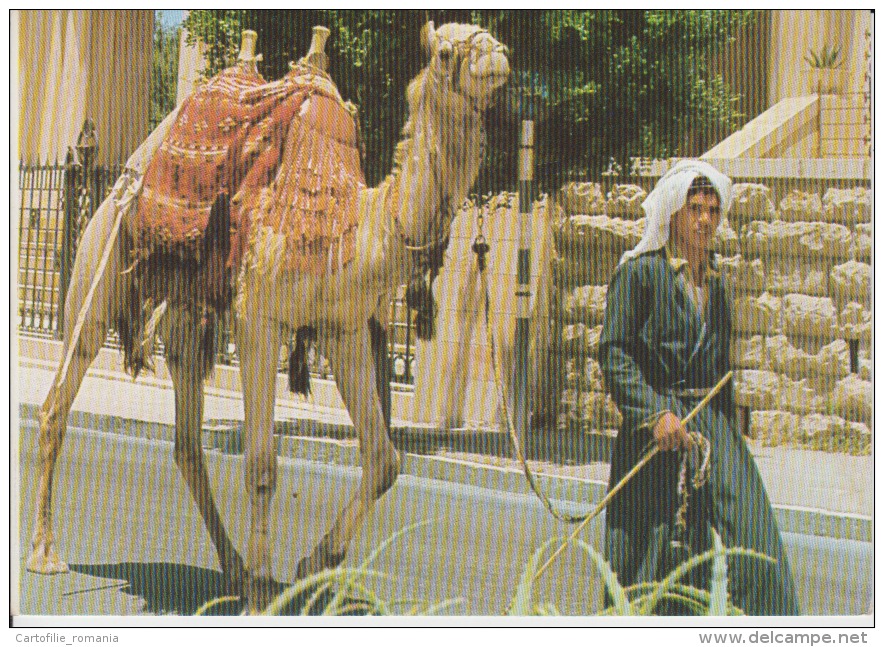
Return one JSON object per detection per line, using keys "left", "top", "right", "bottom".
{"left": 237, "top": 314, "right": 281, "bottom": 612}
{"left": 296, "top": 323, "right": 400, "bottom": 578}
{"left": 165, "top": 309, "right": 246, "bottom": 595}
{"left": 27, "top": 194, "right": 123, "bottom": 575}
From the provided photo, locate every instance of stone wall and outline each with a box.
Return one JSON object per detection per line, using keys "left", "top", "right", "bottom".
{"left": 551, "top": 180, "right": 872, "bottom": 455}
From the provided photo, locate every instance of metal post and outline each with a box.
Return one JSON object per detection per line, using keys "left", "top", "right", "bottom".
{"left": 740, "top": 405, "right": 751, "bottom": 438}
{"left": 58, "top": 120, "right": 97, "bottom": 338}
{"left": 514, "top": 120, "right": 535, "bottom": 436}
{"left": 58, "top": 147, "right": 81, "bottom": 338}
{"left": 848, "top": 338, "right": 860, "bottom": 374}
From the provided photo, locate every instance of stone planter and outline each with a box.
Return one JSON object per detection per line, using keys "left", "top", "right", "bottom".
{"left": 803, "top": 68, "right": 851, "bottom": 95}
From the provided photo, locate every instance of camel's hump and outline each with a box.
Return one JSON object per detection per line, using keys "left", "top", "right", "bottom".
{"left": 130, "top": 64, "right": 363, "bottom": 276}
{"left": 298, "top": 93, "right": 360, "bottom": 148}
{"left": 236, "top": 80, "right": 367, "bottom": 276}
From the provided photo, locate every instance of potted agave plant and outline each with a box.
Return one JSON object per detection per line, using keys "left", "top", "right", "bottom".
{"left": 804, "top": 44, "right": 849, "bottom": 94}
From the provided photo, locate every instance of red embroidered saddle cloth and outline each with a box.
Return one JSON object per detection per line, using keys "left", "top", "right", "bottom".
{"left": 130, "top": 63, "right": 364, "bottom": 276}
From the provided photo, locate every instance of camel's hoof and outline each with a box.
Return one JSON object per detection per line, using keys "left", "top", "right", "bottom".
{"left": 244, "top": 576, "right": 277, "bottom": 615}
{"left": 223, "top": 561, "right": 247, "bottom": 598}
{"left": 295, "top": 546, "right": 345, "bottom": 580}
{"left": 26, "top": 545, "right": 70, "bottom": 575}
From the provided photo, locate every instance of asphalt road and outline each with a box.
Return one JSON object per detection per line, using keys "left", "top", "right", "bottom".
{"left": 14, "top": 419, "right": 872, "bottom": 617}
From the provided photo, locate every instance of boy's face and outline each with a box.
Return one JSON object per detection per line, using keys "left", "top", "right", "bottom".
{"left": 670, "top": 190, "right": 721, "bottom": 258}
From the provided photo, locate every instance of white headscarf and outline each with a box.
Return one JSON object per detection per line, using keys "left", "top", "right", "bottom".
{"left": 619, "top": 159, "right": 733, "bottom": 265}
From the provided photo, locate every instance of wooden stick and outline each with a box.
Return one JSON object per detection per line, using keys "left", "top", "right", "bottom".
{"left": 530, "top": 370, "right": 733, "bottom": 584}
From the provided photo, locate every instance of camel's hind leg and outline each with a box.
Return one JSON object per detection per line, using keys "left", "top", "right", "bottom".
{"left": 296, "top": 322, "right": 400, "bottom": 578}
{"left": 164, "top": 308, "right": 246, "bottom": 594}
{"left": 26, "top": 195, "right": 123, "bottom": 574}
{"left": 27, "top": 318, "right": 108, "bottom": 574}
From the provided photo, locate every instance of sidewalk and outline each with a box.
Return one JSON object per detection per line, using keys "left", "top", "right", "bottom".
{"left": 15, "top": 336, "right": 872, "bottom": 542}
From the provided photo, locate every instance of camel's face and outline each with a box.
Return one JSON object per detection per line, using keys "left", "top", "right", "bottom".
{"left": 423, "top": 22, "right": 510, "bottom": 108}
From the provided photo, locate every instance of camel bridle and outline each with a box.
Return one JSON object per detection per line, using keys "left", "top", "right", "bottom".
{"left": 387, "top": 30, "right": 494, "bottom": 267}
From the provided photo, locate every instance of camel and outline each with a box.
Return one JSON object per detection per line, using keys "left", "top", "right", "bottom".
{"left": 26, "top": 22, "right": 509, "bottom": 612}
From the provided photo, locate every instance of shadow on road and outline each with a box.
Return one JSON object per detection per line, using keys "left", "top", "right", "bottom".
{"left": 390, "top": 425, "right": 614, "bottom": 465}
{"left": 70, "top": 563, "right": 373, "bottom": 616}
{"left": 267, "top": 418, "right": 614, "bottom": 466}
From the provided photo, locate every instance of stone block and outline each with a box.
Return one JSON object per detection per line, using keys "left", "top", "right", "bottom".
{"left": 839, "top": 302, "right": 871, "bottom": 342}
{"left": 782, "top": 294, "right": 836, "bottom": 339}
{"left": 830, "top": 260, "right": 871, "bottom": 306}
{"left": 606, "top": 184, "right": 647, "bottom": 219}
{"left": 798, "top": 414, "right": 871, "bottom": 455}
{"left": 585, "top": 357, "right": 606, "bottom": 392}
{"left": 854, "top": 223, "right": 871, "bottom": 261}
{"left": 734, "top": 369, "right": 781, "bottom": 410}
{"left": 740, "top": 221, "right": 853, "bottom": 260}
{"left": 562, "top": 323, "right": 603, "bottom": 358}
{"left": 729, "top": 183, "right": 776, "bottom": 225}
{"left": 717, "top": 254, "right": 765, "bottom": 294}
{"left": 714, "top": 220, "right": 739, "bottom": 256}
{"left": 778, "top": 189, "right": 823, "bottom": 222}
{"left": 751, "top": 410, "right": 801, "bottom": 446}
{"left": 832, "top": 375, "right": 872, "bottom": 424}
{"left": 555, "top": 215, "right": 644, "bottom": 260}
{"left": 586, "top": 324, "right": 603, "bottom": 359}
{"left": 564, "top": 357, "right": 606, "bottom": 392}
{"left": 559, "top": 182, "right": 606, "bottom": 216}
{"left": 765, "top": 257, "right": 829, "bottom": 297}
{"left": 858, "top": 359, "right": 871, "bottom": 381}
{"left": 766, "top": 335, "right": 849, "bottom": 380}
{"left": 586, "top": 392, "right": 623, "bottom": 429}
{"left": 563, "top": 285, "right": 607, "bottom": 326}
{"left": 731, "top": 335, "right": 767, "bottom": 370}
{"left": 585, "top": 358, "right": 608, "bottom": 393}
{"left": 823, "top": 187, "right": 871, "bottom": 225}
{"left": 732, "top": 292, "right": 782, "bottom": 335}
{"left": 562, "top": 323, "right": 589, "bottom": 356}
{"left": 562, "top": 390, "right": 623, "bottom": 429}
{"left": 557, "top": 254, "right": 619, "bottom": 288}
{"left": 779, "top": 375, "right": 824, "bottom": 415}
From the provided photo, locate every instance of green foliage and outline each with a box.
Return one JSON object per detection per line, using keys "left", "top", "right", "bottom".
{"left": 507, "top": 530, "right": 775, "bottom": 616}
{"left": 150, "top": 12, "right": 180, "bottom": 130}
{"left": 193, "top": 521, "right": 775, "bottom": 616}
{"left": 196, "top": 519, "right": 465, "bottom": 616}
{"left": 805, "top": 44, "right": 843, "bottom": 69}
{"left": 183, "top": 10, "right": 758, "bottom": 191}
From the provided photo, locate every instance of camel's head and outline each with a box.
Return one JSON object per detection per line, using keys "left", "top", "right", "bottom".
{"left": 421, "top": 22, "right": 510, "bottom": 109}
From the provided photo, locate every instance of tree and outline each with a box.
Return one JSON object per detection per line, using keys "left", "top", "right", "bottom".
{"left": 150, "top": 12, "right": 180, "bottom": 130}
{"left": 183, "top": 10, "right": 758, "bottom": 192}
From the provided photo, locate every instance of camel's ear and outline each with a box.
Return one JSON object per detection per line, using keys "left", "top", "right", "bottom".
{"left": 421, "top": 21, "right": 436, "bottom": 57}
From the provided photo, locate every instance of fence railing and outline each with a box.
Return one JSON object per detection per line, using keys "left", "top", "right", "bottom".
{"left": 16, "top": 155, "right": 417, "bottom": 386}
{"left": 18, "top": 161, "right": 66, "bottom": 336}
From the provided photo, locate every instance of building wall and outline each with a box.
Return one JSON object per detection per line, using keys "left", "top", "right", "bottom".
{"left": 769, "top": 10, "right": 869, "bottom": 104}
{"left": 17, "top": 10, "right": 154, "bottom": 165}
{"left": 553, "top": 175, "right": 871, "bottom": 455}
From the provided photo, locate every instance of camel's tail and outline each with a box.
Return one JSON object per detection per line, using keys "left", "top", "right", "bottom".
{"left": 287, "top": 326, "right": 316, "bottom": 396}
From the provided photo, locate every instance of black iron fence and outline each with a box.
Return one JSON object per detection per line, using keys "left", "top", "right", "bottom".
{"left": 18, "top": 161, "right": 66, "bottom": 336}
{"left": 16, "top": 147, "right": 417, "bottom": 386}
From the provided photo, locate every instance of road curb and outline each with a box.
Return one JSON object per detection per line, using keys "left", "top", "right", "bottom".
{"left": 17, "top": 402, "right": 871, "bottom": 544}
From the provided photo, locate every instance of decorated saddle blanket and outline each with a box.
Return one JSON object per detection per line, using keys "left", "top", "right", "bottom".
{"left": 129, "top": 62, "right": 365, "bottom": 278}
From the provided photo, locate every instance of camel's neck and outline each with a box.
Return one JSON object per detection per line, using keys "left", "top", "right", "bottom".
{"left": 382, "top": 71, "right": 485, "bottom": 249}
